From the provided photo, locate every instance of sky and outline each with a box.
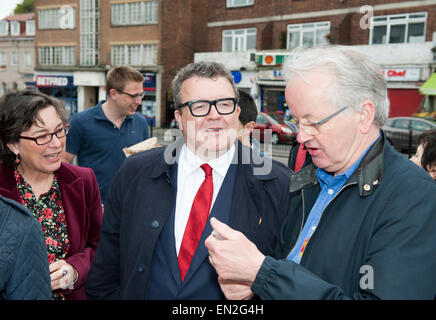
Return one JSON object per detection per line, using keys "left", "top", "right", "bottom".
{"left": 0, "top": 0, "right": 23, "bottom": 20}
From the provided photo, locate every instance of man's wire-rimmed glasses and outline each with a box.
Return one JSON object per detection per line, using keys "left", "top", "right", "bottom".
{"left": 294, "top": 106, "right": 350, "bottom": 136}
{"left": 116, "top": 89, "right": 146, "bottom": 101}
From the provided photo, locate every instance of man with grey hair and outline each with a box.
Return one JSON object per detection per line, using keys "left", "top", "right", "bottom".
{"left": 86, "top": 61, "right": 291, "bottom": 299}
{"left": 206, "top": 46, "right": 436, "bottom": 300}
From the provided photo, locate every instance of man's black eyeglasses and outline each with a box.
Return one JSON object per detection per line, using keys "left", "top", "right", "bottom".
{"left": 116, "top": 89, "right": 145, "bottom": 101}
{"left": 19, "top": 125, "right": 70, "bottom": 145}
{"left": 177, "top": 98, "right": 238, "bottom": 117}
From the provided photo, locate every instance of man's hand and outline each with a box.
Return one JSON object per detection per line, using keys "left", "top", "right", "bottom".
{"left": 205, "top": 217, "right": 265, "bottom": 299}
{"left": 218, "top": 278, "right": 254, "bottom": 300}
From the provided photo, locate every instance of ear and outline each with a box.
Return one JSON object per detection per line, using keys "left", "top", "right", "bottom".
{"left": 174, "top": 109, "right": 183, "bottom": 131}
{"left": 108, "top": 88, "right": 118, "bottom": 100}
{"left": 7, "top": 142, "right": 19, "bottom": 156}
{"left": 244, "top": 121, "right": 256, "bottom": 134}
{"left": 358, "top": 100, "right": 376, "bottom": 134}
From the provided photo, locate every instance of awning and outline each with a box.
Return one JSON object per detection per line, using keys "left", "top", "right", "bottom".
{"left": 419, "top": 73, "right": 436, "bottom": 95}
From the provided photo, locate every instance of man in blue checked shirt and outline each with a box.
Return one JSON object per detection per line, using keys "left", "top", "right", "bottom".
{"left": 205, "top": 45, "right": 436, "bottom": 300}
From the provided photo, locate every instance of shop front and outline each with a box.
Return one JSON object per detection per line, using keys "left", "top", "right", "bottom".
{"left": 35, "top": 74, "right": 78, "bottom": 117}
{"left": 141, "top": 72, "right": 157, "bottom": 128}
{"left": 382, "top": 67, "right": 425, "bottom": 117}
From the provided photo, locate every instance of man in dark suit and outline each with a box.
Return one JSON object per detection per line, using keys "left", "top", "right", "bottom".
{"left": 86, "top": 61, "right": 291, "bottom": 299}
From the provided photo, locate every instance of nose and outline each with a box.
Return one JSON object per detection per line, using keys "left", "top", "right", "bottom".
{"left": 207, "top": 103, "right": 221, "bottom": 119}
{"left": 296, "top": 127, "right": 311, "bottom": 144}
{"left": 48, "top": 134, "right": 63, "bottom": 148}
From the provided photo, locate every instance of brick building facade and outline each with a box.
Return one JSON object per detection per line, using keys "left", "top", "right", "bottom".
{"left": 197, "top": 0, "right": 436, "bottom": 117}
{"left": 0, "top": 13, "right": 35, "bottom": 96}
{"left": 31, "top": 0, "right": 436, "bottom": 126}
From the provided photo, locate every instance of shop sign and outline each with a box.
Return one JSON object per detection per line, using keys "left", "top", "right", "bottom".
{"left": 381, "top": 68, "right": 420, "bottom": 81}
{"left": 36, "top": 75, "right": 74, "bottom": 88}
{"left": 258, "top": 69, "right": 285, "bottom": 81}
{"left": 142, "top": 72, "right": 156, "bottom": 91}
{"left": 257, "top": 54, "right": 286, "bottom": 66}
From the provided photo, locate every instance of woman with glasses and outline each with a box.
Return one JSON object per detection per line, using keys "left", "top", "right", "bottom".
{"left": 0, "top": 89, "right": 103, "bottom": 300}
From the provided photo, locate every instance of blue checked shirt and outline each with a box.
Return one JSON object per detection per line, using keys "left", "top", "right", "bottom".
{"left": 287, "top": 137, "right": 379, "bottom": 264}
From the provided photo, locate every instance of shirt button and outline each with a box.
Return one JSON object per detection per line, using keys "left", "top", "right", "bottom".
{"left": 151, "top": 220, "right": 159, "bottom": 229}
{"left": 328, "top": 189, "right": 333, "bottom": 195}
{"left": 364, "top": 184, "right": 371, "bottom": 191}
{"left": 137, "top": 265, "right": 145, "bottom": 273}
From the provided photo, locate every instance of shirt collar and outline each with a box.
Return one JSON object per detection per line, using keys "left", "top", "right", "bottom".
{"left": 316, "top": 133, "right": 381, "bottom": 188}
{"left": 179, "top": 143, "right": 235, "bottom": 178}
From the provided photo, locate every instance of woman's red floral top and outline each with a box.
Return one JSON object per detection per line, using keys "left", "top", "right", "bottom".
{"left": 14, "top": 170, "right": 70, "bottom": 300}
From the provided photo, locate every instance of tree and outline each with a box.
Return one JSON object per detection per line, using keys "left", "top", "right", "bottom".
{"left": 14, "top": 0, "right": 34, "bottom": 15}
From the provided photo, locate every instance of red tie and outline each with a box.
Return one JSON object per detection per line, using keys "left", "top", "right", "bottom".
{"left": 178, "top": 164, "right": 214, "bottom": 282}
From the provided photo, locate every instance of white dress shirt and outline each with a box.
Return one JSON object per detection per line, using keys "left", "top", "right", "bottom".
{"left": 174, "top": 144, "right": 235, "bottom": 255}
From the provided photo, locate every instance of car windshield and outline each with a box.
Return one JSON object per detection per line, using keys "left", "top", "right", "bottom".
{"left": 265, "top": 113, "right": 280, "bottom": 125}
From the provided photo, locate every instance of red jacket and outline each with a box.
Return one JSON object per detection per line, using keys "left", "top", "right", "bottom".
{"left": 0, "top": 161, "right": 103, "bottom": 300}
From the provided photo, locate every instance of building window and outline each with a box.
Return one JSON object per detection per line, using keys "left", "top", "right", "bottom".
{"left": 80, "top": 0, "right": 100, "bottom": 66}
{"left": 10, "top": 21, "right": 20, "bottom": 36}
{"left": 111, "top": 1, "right": 158, "bottom": 26}
{"left": 11, "top": 52, "right": 18, "bottom": 65}
{"left": 287, "top": 21, "right": 330, "bottom": 49}
{"left": 226, "top": 0, "right": 254, "bottom": 8}
{"left": 370, "top": 12, "right": 427, "bottom": 44}
{"left": 0, "top": 21, "right": 8, "bottom": 36}
{"left": 0, "top": 52, "right": 6, "bottom": 67}
{"left": 111, "top": 43, "right": 158, "bottom": 66}
{"left": 26, "top": 20, "right": 35, "bottom": 35}
{"left": 24, "top": 51, "right": 31, "bottom": 68}
{"left": 38, "top": 7, "right": 76, "bottom": 29}
{"left": 222, "top": 28, "right": 256, "bottom": 52}
{"left": 38, "top": 46, "right": 75, "bottom": 65}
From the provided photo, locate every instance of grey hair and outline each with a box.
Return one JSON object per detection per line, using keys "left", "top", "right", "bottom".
{"left": 282, "top": 45, "right": 389, "bottom": 127}
{"left": 172, "top": 61, "right": 239, "bottom": 108}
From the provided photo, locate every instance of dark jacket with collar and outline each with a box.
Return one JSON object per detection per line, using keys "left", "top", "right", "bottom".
{"left": 86, "top": 140, "right": 291, "bottom": 299}
{"left": 0, "top": 162, "right": 103, "bottom": 300}
{"left": 252, "top": 134, "right": 436, "bottom": 299}
{"left": 0, "top": 195, "right": 51, "bottom": 300}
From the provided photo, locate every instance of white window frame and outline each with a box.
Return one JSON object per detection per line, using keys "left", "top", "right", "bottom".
{"left": 111, "top": 1, "right": 158, "bottom": 26}
{"left": 38, "top": 46, "right": 75, "bottom": 65}
{"left": 222, "top": 28, "right": 257, "bottom": 52}
{"left": 369, "top": 12, "right": 427, "bottom": 45}
{"left": 11, "top": 52, "right": 18, "bottom": 65}
{"left": 26, "top": 20, "right": 35, "bottom": 35}
{"left": 111, "top": 43, "right": 158, "bottom": 66}
{"left": 226, "top": 0, "right": 254, "bottom": 8}
{"left": 80, "top": 0, "right": 100, "bottom": 66}
{"left": 24, "top": 51, "right": 31, "bottom": 68}
{"left": 0, "top": 52, "right": 6, "bottom": 66}
{"left": 286, "top": 21, "right": 330, "bottom": 49}
{"left": 10, "top": 21, "right": 20, "bottom": 36}
{"left": 38, "top": 7, "right": 76, "bottom": 29}
{"left": 0, "top": 21, "right": 8, "bottom": 36}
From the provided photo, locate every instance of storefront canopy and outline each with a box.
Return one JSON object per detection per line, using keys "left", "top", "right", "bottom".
{"left": 419, "top": 73, "right": 436, "bottom": 95}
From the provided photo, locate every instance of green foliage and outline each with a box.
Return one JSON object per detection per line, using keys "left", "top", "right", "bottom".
{"left": 13, "top": 0, "right": 34, "bottom": 15}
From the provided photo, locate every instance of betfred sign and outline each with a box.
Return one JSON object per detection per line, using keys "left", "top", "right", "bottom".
{"left": 381, "top": 68, "right": 420, "bottom": 81}
{"left": 36, "top": 75, "right": 73, "bottom": 87}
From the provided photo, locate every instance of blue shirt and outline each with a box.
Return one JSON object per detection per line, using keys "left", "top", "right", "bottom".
{"left": 287, "top": 137, "right": 379, "bottom": 264}
{"left": 66, "top": 101, "right": 149, "bottom": 202}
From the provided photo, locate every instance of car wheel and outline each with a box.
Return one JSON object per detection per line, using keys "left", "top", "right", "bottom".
{"left": 272, "top": 132, "right": 280, "bottom": 145}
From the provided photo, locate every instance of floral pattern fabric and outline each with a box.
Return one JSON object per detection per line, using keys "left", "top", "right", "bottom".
{"left": 14, "top": 170, "right": 70, "bottom": 299}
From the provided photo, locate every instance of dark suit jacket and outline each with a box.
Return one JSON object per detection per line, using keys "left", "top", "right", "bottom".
{"left": 0, "top": 162, "right": 103, "bottom": 300}
{"left": 86, "top": 140, "right": 291, "bottom": 299}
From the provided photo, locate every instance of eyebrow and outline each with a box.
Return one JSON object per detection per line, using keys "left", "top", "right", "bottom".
{"left": 31, "top": 122, "right": 64, "bottom": 136}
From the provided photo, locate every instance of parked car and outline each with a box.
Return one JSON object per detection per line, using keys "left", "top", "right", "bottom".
{"left": 253, "top": 112, "right": 297, "bottom": 145}
{"left": 382, "top": 116, "right": 436, "bottom": 153}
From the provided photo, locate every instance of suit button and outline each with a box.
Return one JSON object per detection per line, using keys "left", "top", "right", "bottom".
{"left": 151, "top": 220, "right": 159, "bottom": 229}
{"left": 137, "top": 265, "right": 145, "bottom": 273}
